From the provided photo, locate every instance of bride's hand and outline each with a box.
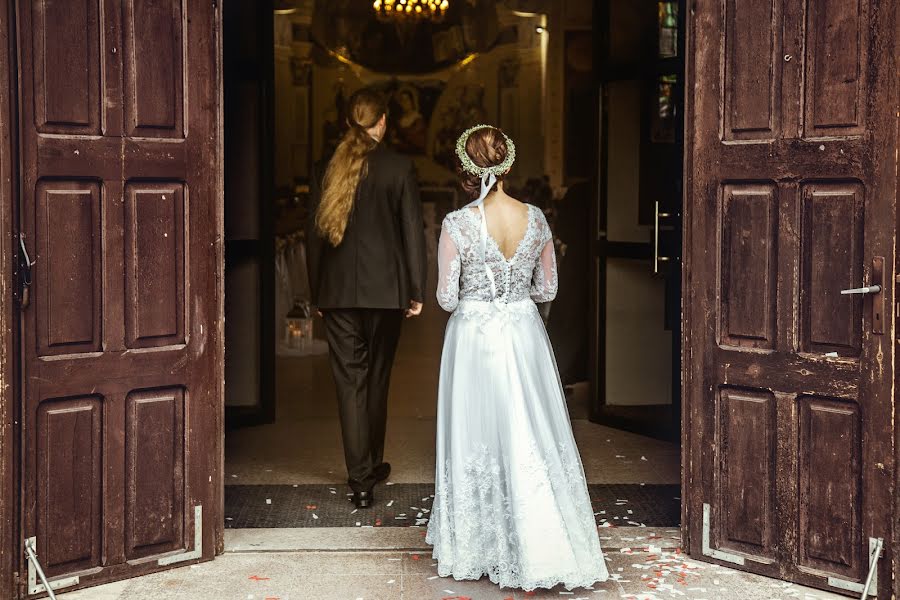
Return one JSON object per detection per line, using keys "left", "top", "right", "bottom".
{"left": 406, "top": 301, "right": 423, "bottom": 318}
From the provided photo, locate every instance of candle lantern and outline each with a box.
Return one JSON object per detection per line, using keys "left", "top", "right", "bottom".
{"left": 284, "top": 300, "right": 314, "bottom": 349}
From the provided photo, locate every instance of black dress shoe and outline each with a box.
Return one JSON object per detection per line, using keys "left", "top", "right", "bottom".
{"left": 353, "top": 489, "right": 374, "bottom": 509}
{"left": 374, "top": 462, "right": 391, "bottom": 483}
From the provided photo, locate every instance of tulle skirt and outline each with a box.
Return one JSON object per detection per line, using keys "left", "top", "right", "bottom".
{"left": 425, "top": 298, "right": 609, "bottom": 591}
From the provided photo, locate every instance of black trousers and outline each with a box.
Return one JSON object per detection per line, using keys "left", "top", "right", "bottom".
{"left": 322, "top": 308, "right": 404, "bottom": 492}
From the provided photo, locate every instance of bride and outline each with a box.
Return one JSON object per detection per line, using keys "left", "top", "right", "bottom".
{"left": 425, "top": 125, "right": 609, "bottom": 591}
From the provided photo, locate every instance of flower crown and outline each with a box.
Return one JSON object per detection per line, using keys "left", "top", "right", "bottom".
{"left": 455, "top": 124, "right": 516, "bottom": 178}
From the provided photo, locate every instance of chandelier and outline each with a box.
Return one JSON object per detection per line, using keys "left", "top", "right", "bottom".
{"left": 373, "top": 0, "right": 450, "bottom": 23}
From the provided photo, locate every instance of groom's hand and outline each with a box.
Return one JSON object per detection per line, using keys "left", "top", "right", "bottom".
{"left": 405, "top": 301, "right": 423, "bottom": 318}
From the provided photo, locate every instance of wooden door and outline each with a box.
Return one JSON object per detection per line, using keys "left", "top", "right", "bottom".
{"left": 590, "top": 0, "right": 683, "bottom": 441}
{"left": 223, "top": 0, "right": 275, "bottom": 428}
{"left": 16, "top": 0, "right": 221, "bottom": 595}
{"left": 684, "top": 0, "right": 897, "bottom": 596}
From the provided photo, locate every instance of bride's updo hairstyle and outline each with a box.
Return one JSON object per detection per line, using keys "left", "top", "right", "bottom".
{"left": 457, "top": 125, "right": 513, "bottom": 200}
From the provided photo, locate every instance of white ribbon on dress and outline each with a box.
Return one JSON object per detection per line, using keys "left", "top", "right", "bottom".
{"left": 465, "top": 172, "right": 499, "bottom": 301}
{"left": 464, "top": 171, "right": 497, "bottom": 210}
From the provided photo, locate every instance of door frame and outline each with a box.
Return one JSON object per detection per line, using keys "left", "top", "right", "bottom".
{"left": 0, "top": 0, "right": 18, "bottom": 596}
{"left": 893, "top": 12, "right": 900, "bottom": 593}
{"left": 0, "top": 1, "right": 225, "bottom": 597}
{"left": 212, "top": 0, "right": 227, "bottom": 561}
{"left": 679, "top": 0, "right": 696, "bottom": 555}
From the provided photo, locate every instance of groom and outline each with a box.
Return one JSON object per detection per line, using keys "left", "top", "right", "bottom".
{"left": 307, "top": 87, "right": 427, "bottom": 508}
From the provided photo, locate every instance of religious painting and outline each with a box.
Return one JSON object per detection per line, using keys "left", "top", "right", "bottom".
{"left": 431, "top": 84, "right": 488, "bottom": 171}
{"left": 374, "top": 80, "right": 445, "bottom": 156}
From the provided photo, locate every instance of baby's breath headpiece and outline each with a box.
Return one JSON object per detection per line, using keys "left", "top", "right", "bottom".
{"left": 455, "top": 124, "right": 516, "bottom": 177}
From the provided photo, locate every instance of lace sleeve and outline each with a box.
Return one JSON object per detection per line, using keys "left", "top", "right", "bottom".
{"left": 437, "top": 217, "right": 461, "bottom": 312}
{"left": 530, "top": 212, "right": 558, "bottom": 303}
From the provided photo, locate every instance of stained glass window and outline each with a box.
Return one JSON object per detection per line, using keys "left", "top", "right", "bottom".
{"left": 658, "top": 2, "right": 678, "bottom": 58}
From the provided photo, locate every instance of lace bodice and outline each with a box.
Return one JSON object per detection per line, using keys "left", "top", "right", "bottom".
{"left": 437, "top": 204, "right": 558, "bottom": 311}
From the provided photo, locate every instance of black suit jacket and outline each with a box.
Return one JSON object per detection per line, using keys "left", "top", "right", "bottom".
{"left": 306, "top": 144, "right": 427, "bottom": 310}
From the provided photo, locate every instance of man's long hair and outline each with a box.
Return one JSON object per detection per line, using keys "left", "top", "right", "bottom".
{"left": 316, "top": 88, "right": 387, "bottom": 246}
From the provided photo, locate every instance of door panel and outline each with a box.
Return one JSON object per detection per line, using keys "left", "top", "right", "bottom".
{"left": 798, "top": 397, "right": 861, "bottom": 579}
{"left": 122, "top": 0, "right": 185, "bottom": 137}
{"left": 36, "top": 395, "right": 103, "bottom": 577}
{"left": 799, "top": 183, "right": 865, "bottom": 355}
{"left": 803, "top": 0, "right": 867, "bottom": 136}
{"left": 123, "top": 182, "right": 186, "bottom": 348}
{"left": 124, "top": 387, "right": 185, "bottom": 560}
{"left": 722, "top": 0, "right": 781, "bottom": 140}
{"left": 34, "top": 180, "right": 102, "bottom": 355}
{"left": 604, "top": 258, "right": 673, "bottom": 406}
{"left": 17, "top": 0, "right": 220, "bottom": 595}
{"left": 717, "top": 387, "right": 776, "bottom": 561}
{"left": 685, "top": 0, "right": 897, "bottom": 596}
{"left": 719, "top": 184, "right": 777, "bottom": 349}
{"left": 31, "top": 0, "right": 102, "bottom": 134}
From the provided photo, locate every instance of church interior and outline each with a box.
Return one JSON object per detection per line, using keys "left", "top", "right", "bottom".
{"left": 6, "top": 0, "right": 893, "bottom": 596}
{"left": 222, "top": 0, "right": 683, "bottom": 530}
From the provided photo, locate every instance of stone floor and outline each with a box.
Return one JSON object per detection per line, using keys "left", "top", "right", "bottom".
{"left": 226, "top": 267, "right": 682, "bottom": 487}
{"left": 228, "top": 327, "right": 681, "bottom": 487}
{"left": 58, "top": 272, "right": 834, "bottom": 599}
{"left": 225, "top": 416, "right": 681, "bottom": 486}
{"left": 58, "top": 528, "right": 848, "bottom": 600}
{"left": 55, "top": 279, "right": 850, "bottom": 599}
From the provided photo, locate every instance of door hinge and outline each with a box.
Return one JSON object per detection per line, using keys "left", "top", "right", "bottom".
{"left": 25, "top": 537, "right": 79, "bottom": 597}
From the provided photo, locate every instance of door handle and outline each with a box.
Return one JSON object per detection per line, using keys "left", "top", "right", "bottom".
{"left": 653, "top": 201, "right": 671, "bottom": 274}
{"left": 840, "top": 257, "right": 884, "bottom": 334}
{"left": 840, "top": 286, "right": 881, "bottom": 295}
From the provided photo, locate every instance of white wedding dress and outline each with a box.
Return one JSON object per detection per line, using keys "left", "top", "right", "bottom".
{"left": 425, "top": 202, "right": 609, "bottom": 591}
